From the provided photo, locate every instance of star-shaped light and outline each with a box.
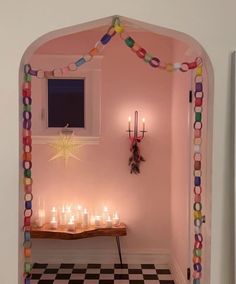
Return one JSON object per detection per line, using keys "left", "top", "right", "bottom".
{"left": 49, "top": 133, "right": 83, "bottom": 165}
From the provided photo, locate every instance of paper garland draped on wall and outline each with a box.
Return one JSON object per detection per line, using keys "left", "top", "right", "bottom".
{"left": 22, "top": 17, "right": 205, "bottom": 284}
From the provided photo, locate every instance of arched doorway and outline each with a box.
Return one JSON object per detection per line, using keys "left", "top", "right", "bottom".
{"left": 20, "top": 15, "right": 213, "bottom": 284}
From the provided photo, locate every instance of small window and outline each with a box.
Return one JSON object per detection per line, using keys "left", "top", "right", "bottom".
{"left": 48, "top": 79, "right": 85, "bottom": 128}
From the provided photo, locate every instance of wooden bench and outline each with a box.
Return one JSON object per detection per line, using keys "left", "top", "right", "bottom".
{"left": 31, "top": 223, "right": 127, "bottom": 265}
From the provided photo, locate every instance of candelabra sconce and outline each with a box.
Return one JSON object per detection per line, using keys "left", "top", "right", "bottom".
{"left": 127, "top": 111, "right": 147, "bottom": 174}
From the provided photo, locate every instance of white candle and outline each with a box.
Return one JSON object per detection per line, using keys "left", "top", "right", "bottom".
{"left": 128, "top": 116, "right": 131, "bottom": 131}
{"left": 36, "top": 209, "right": 45, "bottom": 228}
{"left": 90, "top": 214, "right": 95, "bottom": 226}
{"left": 142, "top": 117, "right": 146, "bottom": 131}
{"left": 67, "top": 216, "right": 76, "bottom": 232}
{"left": 82, "top": 208, "right": 89, "bottom": 228}
{"left": 59, "top": 206, "right": 67, "bottom": 226}
{"left": 94, "top": 215, "right": 101, "bottom": 227}
{"left": 102, "top": 206, "right": 109, "bottom": 224}
{"left": 51, "top": 206, "right": 57, "bottom": 218}
{"left": 76, "top": 205, "right": 83, "bottom": 227}
{"left": 50, "top": 216, "right": 58, "bottom": 230}
{"left": 113, "top": 212, "right": 120, "bottom": 226}
{"left": 106, "top": 215, "right": 113, "bottom": 228}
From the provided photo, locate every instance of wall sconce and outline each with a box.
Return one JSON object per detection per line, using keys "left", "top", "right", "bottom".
{"left": 127, "top": 110, "right": 147, "bottom": 174}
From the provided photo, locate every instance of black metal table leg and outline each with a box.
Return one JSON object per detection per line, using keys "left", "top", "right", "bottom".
{"left": 115, "top": 236, "right": 123, "bottom": 266}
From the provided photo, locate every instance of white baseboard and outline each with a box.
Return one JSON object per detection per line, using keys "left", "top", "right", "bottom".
{"left": 32, "top": 248, "right": 170, "bottom": 265}
{"left": 169, "top": 256, "right": 187, "bottom": 284}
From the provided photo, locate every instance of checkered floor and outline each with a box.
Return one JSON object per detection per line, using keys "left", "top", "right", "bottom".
{"left": 30, "top": 263, "right": 175, "bottom": 284}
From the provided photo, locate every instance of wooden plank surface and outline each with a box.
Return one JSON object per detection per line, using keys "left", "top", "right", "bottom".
{"left": 31, "top": 223, "right": 127, "bottom": 240}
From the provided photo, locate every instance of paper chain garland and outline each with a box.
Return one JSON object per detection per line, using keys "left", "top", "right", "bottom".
{"left": 23, "top": 17, "right": 202, "bottom": 78}
{"left": 22, "top": 69, "right": 33, "bottom": 284}
{"left": 192, "top": 64, "right": 204, "bottom": 284}
{"left": 22, "top": 17, "right": 205, "bottom": 283}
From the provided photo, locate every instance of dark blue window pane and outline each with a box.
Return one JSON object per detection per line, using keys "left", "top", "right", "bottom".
{"left": 48, "top": 79, "right": 84, "bottom": 128}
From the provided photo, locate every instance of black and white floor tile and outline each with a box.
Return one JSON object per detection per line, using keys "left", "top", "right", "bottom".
{"left": 30, "top": 263, "right": 175, "bottom": 284}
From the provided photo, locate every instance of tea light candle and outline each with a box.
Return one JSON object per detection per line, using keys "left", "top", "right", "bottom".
{"left": 113, "top": 212, "right": 120, "bottom": 226}
{"left": 94, "top": 215, "right": 101, "bottom": 227}
{"left": 68, "top": 216, "right": 76, "bottom": 232}
{"left": 50, "top": 216, "right": 58, "bottom": 230}
{"left": 106, "top": 215, "right": 113, "bottom": 228}
{"left": 82, "top": 208, "right": 89, "bottom": 228}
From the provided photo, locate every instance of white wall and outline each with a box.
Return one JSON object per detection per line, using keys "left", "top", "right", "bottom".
{"left": 170, "top": 40, "right": 192, "bottom": 284}
{"left": 0, "top": 1, "right": 235, "bottom": 283}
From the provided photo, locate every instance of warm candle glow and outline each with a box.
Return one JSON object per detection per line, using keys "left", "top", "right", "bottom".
{"left": 36, "top": 209, "right": 45, "bottom": 228}
{"left": 67, "top": 216, "right": 76, "bottom": 231}
{"left": 142, "top": 117, "right": 146, "bottom": 132}
{"left": 35, "top": 200, "right": 122, "bottom": 229}
{"left": 106, "top": 215, "right": 113, "bottom": 228}
{"left": 82, "top": 208, "right": 89, "bottom": 228}
{"left": 128, "top": 116, "right": 131, "bottom": 122}
{"left": 68, "top": 218, "right": 74, "bottom": 224}
{"left": 51, "top": 207, "right": 56, "bottom": 213}
{"left": 95, "top": 215, "right": 101, "bottom": 227}
{"left": 50, "top": 216, "right": 58, "bottom": 229}
{"left": 113, "top": 212, "right": 120, "bottom": 226}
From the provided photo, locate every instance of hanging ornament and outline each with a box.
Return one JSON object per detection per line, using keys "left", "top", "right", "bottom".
{"left": 49, "top": 128, "right": 83, "bottom": 165}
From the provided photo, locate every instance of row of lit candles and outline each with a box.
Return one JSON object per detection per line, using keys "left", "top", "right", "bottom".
{"left": 35, "top": 205, "right": 120, "bottom": 231}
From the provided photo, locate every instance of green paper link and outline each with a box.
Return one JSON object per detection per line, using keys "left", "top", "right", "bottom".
{"left": 24, "top": 169, "right": 31, "bottom": 178}
{"left": 24, "top": 74, "right": 32, "bottom": 82}
{"left": 125, "top": 37, "right": 135, "bottom": 48}
{"left": 24, "top": 262, "right": 32, "bottom": 274}
{"left": 24, "top": 105, "right": 31, "bottom": 112}
{"left": 195, "top": 112, "right": 202, "bottom": 122}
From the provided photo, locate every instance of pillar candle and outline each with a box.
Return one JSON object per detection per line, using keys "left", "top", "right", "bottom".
{"left": 113, "top": 212, "right": 120, "bottom": 226}
{"left": 94, "top": 215, "right": 101, "bottom": 227}
{"left": 68, "top": 216, "right": 76, "bottom": 232}
{"left": 76, "top": 205, "right": 83, "bottom": 227}
{"left": 106, "top": 216, "right": 113, "bottom": 228}
{"left": 59, "top": 206, "right": 67, "bottom": 226}
{"left": 36, "top": 209, "right": 45, "bottom": 228}
{"left": 51, "top": 206, "right": 57, "bottom": 218}
{"left": 102, "top": 206, "right": 109, "bottom": 224}
{"left": 50, "top": 216, "right": 58, "bottom": 230}
{"left": 82, "top": 208, "right": 89, "bottom": 228}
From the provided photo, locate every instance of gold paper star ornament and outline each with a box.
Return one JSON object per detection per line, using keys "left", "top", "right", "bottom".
{"left": 49, "top": 132, "right": 83, "bottom": 165}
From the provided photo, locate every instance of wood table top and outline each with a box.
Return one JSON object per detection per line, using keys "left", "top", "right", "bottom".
{"left": 31, "top": 223, "right": 127, "bottom": 240}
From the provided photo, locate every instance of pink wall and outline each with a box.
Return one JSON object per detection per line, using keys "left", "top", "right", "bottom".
{"left": 30, "top": 31, "right": 174, "bottom": 259}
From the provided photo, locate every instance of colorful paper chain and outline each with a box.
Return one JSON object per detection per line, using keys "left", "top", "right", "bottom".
{"left": 192, "top": 65, "right": 204, "bottom": 283}
{"left": 23, "top": 17, "right": 202, "bottom": 78}
{"left": 22, "top": 17, "right": 205, "bottom": 283}
{"left": 22, "top": 70, "right": 33, "bottom": 284}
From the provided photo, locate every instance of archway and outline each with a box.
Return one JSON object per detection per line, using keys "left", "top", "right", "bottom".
{"left": 20, "top": 15, "right": 213, "bottom": 284}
